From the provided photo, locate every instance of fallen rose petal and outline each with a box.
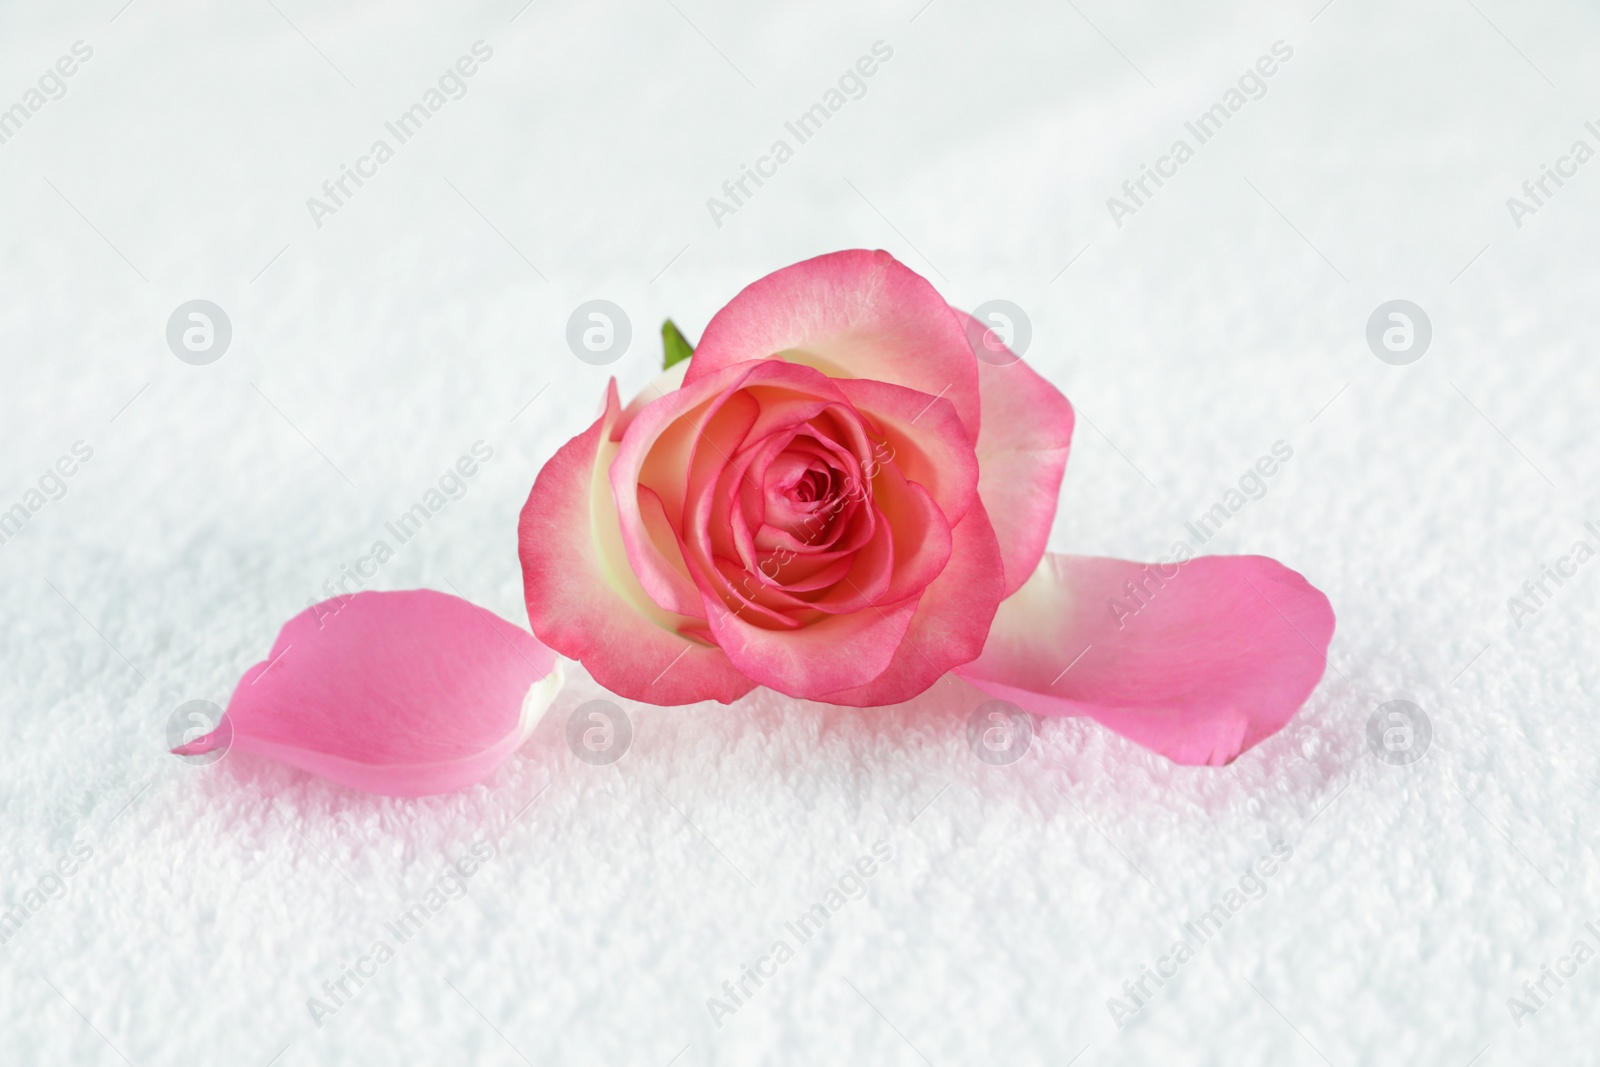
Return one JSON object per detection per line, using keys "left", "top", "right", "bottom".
{"left": 172, "top": 589, "right": 564, "bottom": 796}
{"left": 956, "top": 554, "right": 1334, "bottom": 765}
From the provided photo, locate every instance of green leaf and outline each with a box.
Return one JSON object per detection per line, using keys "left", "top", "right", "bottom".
{"left": 661, "top": 319, "right": 695, "bottom": 370}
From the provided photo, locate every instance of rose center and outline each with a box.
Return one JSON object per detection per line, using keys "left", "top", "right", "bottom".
{"left": 764, "top": 451, "right": 853, "bottom": 545}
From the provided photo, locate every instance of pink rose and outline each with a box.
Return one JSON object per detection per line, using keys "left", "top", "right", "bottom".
{"left": 171, "top": 250, "right": 1333, "bottom": 798}
{"left": 521, "top": 250, "right": 1333, "bottom": 764}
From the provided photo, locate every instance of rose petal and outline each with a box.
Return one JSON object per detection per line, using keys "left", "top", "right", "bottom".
{"left": 955, "top": 310, "right": 1076, "bottom": 598}
{"left": 867, "top": 462, "right": 953, "bottom": 604}
{"left": 171, "top": 590, "right": 563, "bottom": 796}
{"left": 520, "top": 380, "right": 756, "bottom": 705}
{"left": 705, "top": 588, "right": 920, "bottom": 698}
{"left": 616, "top": 359, "right": 691, "bottom": 437}
{"left": 956, "top": 554, "right": 1335, "bottom": 765}
{"left": 834, "top": 377, "right": 980, "bottom": 525}
{"left": 819, "top": 498, "right": 1005, "bottom": 707}
{"left": 686, "top": 249, "right": 982, "bottom": 440}
{"left": 612, "top": 360, "right": 837, "bottom": 617}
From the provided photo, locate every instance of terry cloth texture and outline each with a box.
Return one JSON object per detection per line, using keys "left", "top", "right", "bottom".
{"left": 2, "top": 1, "right": 1598, "bottom": 1063}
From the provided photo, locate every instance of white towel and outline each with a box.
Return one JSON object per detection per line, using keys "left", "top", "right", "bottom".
{"left": 2, "top": 1, "right": 1597, "bottom": 1063}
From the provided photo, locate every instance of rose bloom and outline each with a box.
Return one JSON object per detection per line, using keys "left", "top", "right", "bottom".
{"left": 521, "top": 250, "right": 1332, "bottom": 765}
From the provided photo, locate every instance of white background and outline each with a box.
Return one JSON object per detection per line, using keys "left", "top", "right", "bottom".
{"left": 2, "top": 0, "right": 1598, "bottom": 1063}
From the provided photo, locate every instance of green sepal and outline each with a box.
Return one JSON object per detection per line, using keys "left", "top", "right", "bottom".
{"left": 662, "top": 319, "right": 694, "bottom": 370}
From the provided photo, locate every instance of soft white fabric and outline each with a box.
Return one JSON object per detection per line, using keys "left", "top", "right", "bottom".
{"left": 3, "top": 1, "right": 1598, "bottom": 1063}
